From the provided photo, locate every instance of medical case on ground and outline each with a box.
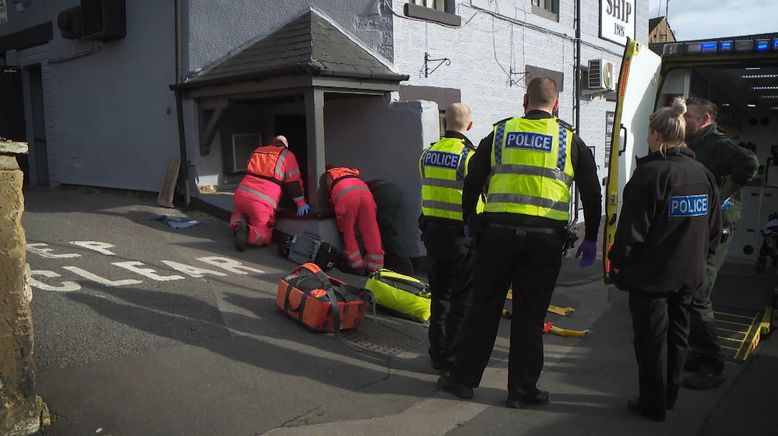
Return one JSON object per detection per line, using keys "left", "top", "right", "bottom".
{"left": 364, "top": 269, "right": 431, "bottom": 323}
{"left": 276, "top": 263, "right": 371, "bottom": 332}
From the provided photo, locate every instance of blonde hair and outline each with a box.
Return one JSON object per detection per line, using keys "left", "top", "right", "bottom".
{"left": 649, "top": 97, "right": 687, "bottom": 153}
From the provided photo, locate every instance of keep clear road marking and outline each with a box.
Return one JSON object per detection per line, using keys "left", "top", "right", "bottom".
{"left": 69, "top": 241, "right": 117, "bottom": 256}
{"left": 26, "top": 243, "right": 81, "bottom": 258}
{"left": 112, "top": 261, "right": 186, "bottom": 282}
{"left": 29, "top": 270, "right": 81, "bottom": 292}
{"left": 62, "top": 266, "right": 143, "bottom": 287}
{"left": 161, "top": 261, "right": 227, "bottom": 278}
{"left": 26, "top": 240, "right": 266, "bottom": 292}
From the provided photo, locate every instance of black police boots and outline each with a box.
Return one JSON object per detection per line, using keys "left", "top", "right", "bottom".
{"left": 234, "top": 221, "right": 247, "bottom": 252}
{"left": 505, "top": 390, "right": 550, "bottom": 409}
{"left": 437, "top": 375, "right": 473, "bottom": 399}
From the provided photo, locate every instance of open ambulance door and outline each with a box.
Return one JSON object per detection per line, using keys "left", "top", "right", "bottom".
{"left": 603, "top": 39, "right": 662, "bottom": 283}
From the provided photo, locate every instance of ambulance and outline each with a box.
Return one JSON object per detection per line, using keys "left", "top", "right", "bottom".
{"left": 602, "top": 34, "right": 778, "bottom": 360}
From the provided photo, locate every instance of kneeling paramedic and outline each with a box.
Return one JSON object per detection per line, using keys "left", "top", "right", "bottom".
{"left": 419, "top": 103, "right": 482, "bottom": 371}
{"left": 438, "top": 77, "right": 602, "bottom": 408}
{"left": 230, "top": 135, "right": 310, "bottom": 251}
{"left": 325, "top": 166, "right": 384, "bottom": 275}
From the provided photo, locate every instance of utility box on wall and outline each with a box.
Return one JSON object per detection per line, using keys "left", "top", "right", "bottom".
{"left": 57, "top": 0, "right": 126, "bottom": 41}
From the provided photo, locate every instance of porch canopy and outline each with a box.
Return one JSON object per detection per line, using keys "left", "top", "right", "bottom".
{"left": 172, "top": 8, "right": 409, "bottom": 211}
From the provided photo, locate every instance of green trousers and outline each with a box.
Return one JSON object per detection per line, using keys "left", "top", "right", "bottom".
{"left": 688, "top": 234, "right": 730, "bottom": 372}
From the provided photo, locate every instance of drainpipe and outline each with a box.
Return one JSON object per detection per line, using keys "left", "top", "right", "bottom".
{"left": 173, "top": 0, "right": 190, "bottom": 207}
{"left": 572, "top": 0, "right": 582, "bottom": 223}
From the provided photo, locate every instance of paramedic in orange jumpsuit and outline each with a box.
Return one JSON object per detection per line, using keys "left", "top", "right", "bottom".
{"left": 325, "top": 166, "right": 384, "bottom": 275}
{"left": 230, "top": 135, "right": 310, "bottom": 251}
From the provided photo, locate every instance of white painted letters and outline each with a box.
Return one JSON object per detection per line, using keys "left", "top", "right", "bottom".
{"left": 62, "top": 266, "right": 143, "bottom": 287}
{"left": 196, "top": 257, "right": 265, "bottom": 275}
{"left": 29, "top": 270, "right": 81, "bottom": 292}
{"left": 161, "top": 260, "right": 227, "bottom": 278}
{"left": 112, "top": 261, "right": 185, "bottom": 282}
{"left": 69, "top": 241, "right": 116, "bottom": 256}
{"left": 26, "top": 243, "right": 81, "bottom": 259}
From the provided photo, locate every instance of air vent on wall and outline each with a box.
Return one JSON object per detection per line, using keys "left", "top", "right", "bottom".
{"left": 587, "top": 59, "right": 616, "bottom": 92}
{"left": 231, "top": 134, "right": 261, "bottom": 173}
{"left": 80, "top": 0, "right": 126, "bottom": 42}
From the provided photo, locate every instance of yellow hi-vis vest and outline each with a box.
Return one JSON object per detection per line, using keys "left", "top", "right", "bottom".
{"left": 485, "top": 117, "right": 575, "bottom": 221}
{"left": 419, "top": 137, "right": 478, "bottom": 221}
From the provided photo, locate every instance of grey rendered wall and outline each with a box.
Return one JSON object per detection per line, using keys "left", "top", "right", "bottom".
{"left": 2, "top": 1, "right": 180, "bottom": 191}
{"left": 324, "top": 95, "right": 439, "bottom": 257}
{"left": 183, "top": 0, "right": 393, "bottom": 74}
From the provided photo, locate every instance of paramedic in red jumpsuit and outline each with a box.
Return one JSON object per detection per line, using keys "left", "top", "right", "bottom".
{"left": 325, "top": 166, "right": 384, "bottom": 275}
{"left": 230, "top": 135, "right": 310, "bottom": 251}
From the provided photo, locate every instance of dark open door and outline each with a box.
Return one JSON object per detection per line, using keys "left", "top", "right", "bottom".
{"left": 275, "top": 114, "right": 308, "bottom": 209}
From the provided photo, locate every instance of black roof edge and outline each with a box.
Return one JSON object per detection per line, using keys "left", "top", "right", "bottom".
{"left": 170, "top": 62, "right": 318, "bottom": 91}
{"left": 170, "top": 63, "right": 409, "bottom": 92}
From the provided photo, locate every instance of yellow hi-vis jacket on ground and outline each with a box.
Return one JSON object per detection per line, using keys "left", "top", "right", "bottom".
{"left": 419, "top": 137, "right": 479, "bottom": 221}
{"left": 485, "top": 117, "right": 575, "bottom": 222}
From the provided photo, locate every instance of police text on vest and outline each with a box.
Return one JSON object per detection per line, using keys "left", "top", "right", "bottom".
{"left": 423, "top": 151, "right": 461, "bottom": 169}
{"left": 504, "top": 132, "right": 553, "bottom": 152}
{"left": 669, "top": 195, "right": 708, "bottom": 217}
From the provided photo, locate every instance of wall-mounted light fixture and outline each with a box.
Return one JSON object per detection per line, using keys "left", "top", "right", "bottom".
{"left": 13, "top": 0, "right": 32, "bottom": 12}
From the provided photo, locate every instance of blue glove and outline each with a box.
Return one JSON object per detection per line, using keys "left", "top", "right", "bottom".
{"left": 721, "top": 197, "right": 734, "bottom": 211}
{"left": 575, "top": 240, "right": 597, "bottom": 268}
{"left": 464, "top": 224, "right": 473, "bottom": 246}
{"left": 297, "top": 203, "right": 311, "bottom": 217}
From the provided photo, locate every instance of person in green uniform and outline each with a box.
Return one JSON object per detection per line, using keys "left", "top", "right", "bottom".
{"left": 682, "top": 97, "right": 759, "bottom": 390}
{"left": 366, "top": 179, "right": 414, "bottom": 275}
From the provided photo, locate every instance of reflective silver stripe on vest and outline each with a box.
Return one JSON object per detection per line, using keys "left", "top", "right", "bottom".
{"left": 486, "top": 193, "right": 569, "bottom": 213}
{"left": 334, "top": 185, "right": 369, "bottom": 200}
{"left": 274, "top": 150, "right": 288, "bottom": 179}
{"left": 421, "top": 177, "right": 463, "bottom": 189}
{"left": 422, "top": 200, "right": 462, "bottom": 213}
{"left": 285, "top": 168, "right": 300, "bottom": 178}
{"left": 493, "top": 164, "right": 573, "bottom": 185}
{"left": 237, "top": 185, "right": 278, "bottom": 208}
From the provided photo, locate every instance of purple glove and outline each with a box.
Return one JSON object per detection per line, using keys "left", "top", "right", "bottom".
{"left": 463, "top": 224, "right": 472, "bottom": 245}
{"left": 575, "top": 240, "right": 597, "bottom": 268}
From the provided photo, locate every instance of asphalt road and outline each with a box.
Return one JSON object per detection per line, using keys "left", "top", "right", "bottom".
{"left": 20, "top": 187, "right": 778, "bottom": 436}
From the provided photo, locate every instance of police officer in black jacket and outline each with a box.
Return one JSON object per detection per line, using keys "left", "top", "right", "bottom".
{"left": 609, "top": 99, "right": 722, "bottom": 422}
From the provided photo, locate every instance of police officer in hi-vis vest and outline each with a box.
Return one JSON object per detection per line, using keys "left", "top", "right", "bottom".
{"left": 438, "top": 77, "right": 602, "bottom": 409}
{"left": 418, "top": 103, "right": 481, "bottom": 372}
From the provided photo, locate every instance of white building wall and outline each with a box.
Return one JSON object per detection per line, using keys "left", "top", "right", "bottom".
{"left": 392, "top": 0, "right": 649, "bottom": 212}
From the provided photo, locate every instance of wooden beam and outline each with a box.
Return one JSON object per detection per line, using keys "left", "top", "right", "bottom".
{"left": 198, "top": 102, "right": 227, "bottom": 156}
{"left": 305, "top": 88, "right": 326, "bottom": 211}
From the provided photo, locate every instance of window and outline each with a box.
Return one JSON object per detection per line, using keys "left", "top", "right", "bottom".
{"left": 404, "top": 0, "right": 461, "bottom": 26}
{"left": 532, "top": 0, "right": 559, "bottom": 22}
{"left": 411, "top": 0, "right": 448, "bottom": 13}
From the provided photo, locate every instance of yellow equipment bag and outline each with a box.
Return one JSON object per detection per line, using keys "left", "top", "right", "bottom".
{"left": 364, "top": 269, "right": 431, "bottom": 323}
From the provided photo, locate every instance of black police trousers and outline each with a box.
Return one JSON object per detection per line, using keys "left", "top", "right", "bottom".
{"left": 423, "top": 226, "right": 474, "bottom": 367}
{"left": 449, "top": 225, "right": 561, "bottom": 397}
{"left": 629, "top": 290, "right": 692, "bottom": 413}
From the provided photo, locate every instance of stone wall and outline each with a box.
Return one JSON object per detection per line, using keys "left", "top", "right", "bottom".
{"left": 0, "top": 142, "right": 48, "bottom": 435}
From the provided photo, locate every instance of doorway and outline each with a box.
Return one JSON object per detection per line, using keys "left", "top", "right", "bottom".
{"left": 275, "top": 114, "right": 307, "bottom": 209}
{"left": 26, "top": 64, "right": 49, "bottom": 186}
{"left": 0, "top": 66, "right": 28, "bottom": 182}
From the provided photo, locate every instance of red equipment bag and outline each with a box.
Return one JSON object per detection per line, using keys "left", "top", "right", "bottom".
{"left": 276, "top": 263, "right": 371, "bottom": 333}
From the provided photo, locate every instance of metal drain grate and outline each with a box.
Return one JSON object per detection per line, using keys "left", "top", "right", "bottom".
{"left": 339, "top": 317, "right": 427, "bottom": 357}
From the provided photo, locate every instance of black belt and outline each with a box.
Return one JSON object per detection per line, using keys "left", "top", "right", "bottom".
{"left": 488, "top": 223, "right": 562, "bottom": 236}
